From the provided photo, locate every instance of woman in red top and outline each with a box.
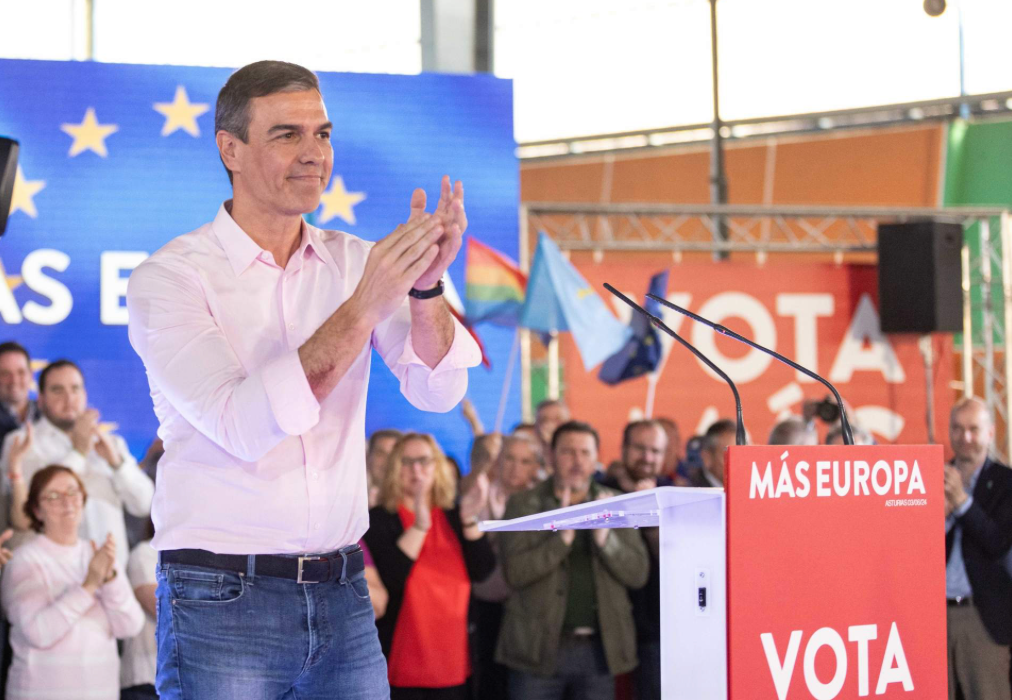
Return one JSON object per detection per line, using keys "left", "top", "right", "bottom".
{"left": 364, "top": 433, "right": 494, "bottom": 700}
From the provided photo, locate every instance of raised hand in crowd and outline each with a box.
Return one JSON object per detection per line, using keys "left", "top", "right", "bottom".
{"left": 558, "top": 487, "right": 576, "bottom": 546}
{"left": 412, "top": 478, "right": 433, "bottom": 533}
{"left": 93, "top": 426, "right": 124, "bottom": 469}
{"left": 0, "top": 528, "right": 13, "bottom": 568}
{"left": 6, "top": 420, "right": 32, "bottom": 483}
{"left": 7, "top": 422, "right": 33, "bottom": 531}
{"left": 83, "top": 533, "right": 118, "bottom": 594}
{"left": 69, "top": 408, "right": 100, "bottom": 456}
{"left": 943, "top": 465, "right": 968, "bottom": 515}
{"left": 395, "top": 454, "right": 437, "bottom": 561}
{"left": 460, "top": 471, "right": 490, "bottom": 521}
{"left": 592, "top": 491, "right": 612, "bottom": 549}
{"left": 461, "top": 397, "right": 485, "bottom": 436}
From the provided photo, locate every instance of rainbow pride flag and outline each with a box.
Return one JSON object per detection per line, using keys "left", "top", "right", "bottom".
{"left": 464, "top": 238, "right": 527, "bottom": 326}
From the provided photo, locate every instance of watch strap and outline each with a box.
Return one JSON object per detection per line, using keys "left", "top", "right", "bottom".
{"left": 408, "top": 280, "right": 445, "bottom": 300}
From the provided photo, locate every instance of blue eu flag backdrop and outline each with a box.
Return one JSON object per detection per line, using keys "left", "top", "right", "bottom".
{"left": 0, "top": 59, "right": 518, "bottom": 465}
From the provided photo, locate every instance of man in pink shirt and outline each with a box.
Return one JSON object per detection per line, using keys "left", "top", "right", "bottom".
{"left": 126, "top": 60, "right": 481, "bottom": 700}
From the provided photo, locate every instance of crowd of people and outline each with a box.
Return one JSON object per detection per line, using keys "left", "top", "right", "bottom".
{"left": 0, "top": 340, "right": 1009, "bottom": 699}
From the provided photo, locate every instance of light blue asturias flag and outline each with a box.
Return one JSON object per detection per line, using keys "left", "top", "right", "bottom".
{"left": 519, "top": 233, "right": 632, "bottom": 370}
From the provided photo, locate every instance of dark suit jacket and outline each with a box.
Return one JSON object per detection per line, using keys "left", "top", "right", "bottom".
{"left": 945, "top": 458, "right": 1012, "bottom": 645}
{"left": 689, "top": 468, "right": 719, "bottom": 489}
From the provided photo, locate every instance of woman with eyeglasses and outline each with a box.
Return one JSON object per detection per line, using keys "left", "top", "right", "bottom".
{"left": 363, "top": 433, "right": 494, "bottom": 700}
{"left": 0, "top": 465, "right": 144, "bottom": 700}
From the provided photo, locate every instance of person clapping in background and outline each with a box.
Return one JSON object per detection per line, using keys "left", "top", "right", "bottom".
{"left": 1, "top": 466, "right": 143, "bottom": 699}
{"left": 364, "top": 433, "right": 494, "bottom": 700}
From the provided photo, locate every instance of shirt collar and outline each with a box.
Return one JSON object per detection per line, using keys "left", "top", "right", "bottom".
{"left": 300, "top": 221, "right": 338, "bottom": 270}
{"left": 211, "top": 201, "right": 336, "bottom": 276}
{"left": 211, "top": 202, "right": 263, "bottom": 276}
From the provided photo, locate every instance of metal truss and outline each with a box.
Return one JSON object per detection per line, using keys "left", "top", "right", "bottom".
{"left": 520, "top": 203, "right": 1012, "bottom": 458}
{"left": 962, "top": 213, "right": 1012, "bottom": 459}
{"left": 518, "top": 91, "right": 1012, "bottom": 160}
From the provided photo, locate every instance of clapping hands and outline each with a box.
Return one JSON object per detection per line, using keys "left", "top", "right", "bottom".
{"left": 408, "top": 176, "right": 466, "bottom": 291}
{"left": 0, "top": 529, "right": 14, "bottom": 568}
{"left": 6, "top": 422, "right": 32, "bottom": 483}
{"left": 84, "top": 534, "right": 117, "bottom": 593}
{"left": 459, "top": 471, "right": 490, "bottom": 524}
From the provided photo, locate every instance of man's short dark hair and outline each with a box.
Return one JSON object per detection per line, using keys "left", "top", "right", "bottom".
{"left": 37, "top": 359, "right": 82, "bottom": 394}
{"left": 702, "top": 419, "right": 737, "bottom": 453}
{"left": 0, "top": 341, "right": 30, "bottom": 365}
{"left": 368, "top": 429, "right": 402, "bottom": 454}
{"left": 215, "top": 61, "right": 321, "bottom": 184}
{"left": 551, "top": 420, "right": 600, "bottom": 452}
{"left": 621, "top": 419, "right": 666, "bottom": 449}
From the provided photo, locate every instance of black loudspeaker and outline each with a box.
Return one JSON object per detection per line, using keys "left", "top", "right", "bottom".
{"left": 0, "top": 137, "right": 19, "bottom": 237}
{"left": 877, "top": 220, "right": 963, "bottom": 333}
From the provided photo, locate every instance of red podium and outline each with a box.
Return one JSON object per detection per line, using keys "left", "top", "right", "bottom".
{"left": 482, "top": 444, "right": 947, "bottom": 699}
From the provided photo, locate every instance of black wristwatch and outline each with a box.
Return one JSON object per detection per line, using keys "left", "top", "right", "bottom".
{"left": 408, "top": 280, "right": 445, "bottom": 300}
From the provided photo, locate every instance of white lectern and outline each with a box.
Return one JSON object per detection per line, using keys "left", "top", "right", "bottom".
{"left": 481, "top": 486, "right": 726, "bottom": 700}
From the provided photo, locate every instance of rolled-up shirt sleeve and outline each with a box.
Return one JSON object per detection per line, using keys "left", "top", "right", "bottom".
{"left": 372, "top": 298, "right": 481, "bottom": 413}
{"left": 127, "top": 258, "right": 320, "bottom": 462}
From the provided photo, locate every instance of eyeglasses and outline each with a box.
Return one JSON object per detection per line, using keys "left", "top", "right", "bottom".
{"left": 39, "top": 488, "right": 82, "bottom": 504}
{"left": 400, "top": 456, "right": 434, "bottom": 469}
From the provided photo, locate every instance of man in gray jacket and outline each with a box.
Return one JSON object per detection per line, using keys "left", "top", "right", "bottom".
{"left": 496, "top": 420, "right": 649, "bottom": 700}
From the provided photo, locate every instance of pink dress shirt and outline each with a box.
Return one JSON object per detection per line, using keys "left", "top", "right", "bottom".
{"left": 126, "top": 202, "right": 480, "bottom": 555}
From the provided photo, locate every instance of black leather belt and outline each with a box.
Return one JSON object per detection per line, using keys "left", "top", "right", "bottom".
{"left": 947, "top": 596, "right": 973, "bottom": 607}
{"left": 160, "top": 544, "right": 363, "bottom": 584}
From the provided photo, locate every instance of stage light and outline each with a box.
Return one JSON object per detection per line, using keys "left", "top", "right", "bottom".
{"left": 923, "top": 0, "right": 946, "bottom": 17}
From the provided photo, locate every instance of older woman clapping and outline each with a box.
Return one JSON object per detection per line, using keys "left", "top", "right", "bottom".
{"left": 1, "top": 465, "right": 144, "bottom": 700}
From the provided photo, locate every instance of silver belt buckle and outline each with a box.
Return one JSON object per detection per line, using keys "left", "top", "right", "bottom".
{"left": 297, "top": 556, "right": 322, "bottom": 584}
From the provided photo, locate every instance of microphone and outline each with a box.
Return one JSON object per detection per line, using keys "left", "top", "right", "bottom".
{"left": 647, "top": 294, "right": 855, "bottom": 446}
{"left": 604, "top": 283, "right": 747, "bottom": 447}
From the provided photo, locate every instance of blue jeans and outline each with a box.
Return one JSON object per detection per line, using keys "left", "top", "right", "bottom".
{"left": 155, "top": 555, "right": 388, "bottom": 699}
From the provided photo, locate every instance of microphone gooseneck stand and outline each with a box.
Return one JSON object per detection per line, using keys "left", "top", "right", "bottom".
{"left": 646, "top": 293, "right": 856, "bottom": 446}
{"left": 604, "top": 283, "right": 747, "bottom": 447}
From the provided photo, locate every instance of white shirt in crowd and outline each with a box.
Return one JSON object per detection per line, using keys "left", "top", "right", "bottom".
{"left": 120, "top": 541, "right": 158, "bottom": 690}
{"left": 0, "top": 417, "right": 155, "bottom": 570}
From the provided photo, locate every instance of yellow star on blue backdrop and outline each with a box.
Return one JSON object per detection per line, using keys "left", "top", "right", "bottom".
{"left": 154, "top": 86, "right": 209, "bottom": 137}
{"left": 8, "top": 166, "right": 45, "bottom": 218}
{"left": 0, "top": 259, "right": 22, "bottom": 292}
{"left": 61, "top": 108, "right": 119, "bottom": 157}
{"left": 318, "top": 176, "right": 366, "bottom": 225}
{"left": 29, "top": 359, "right": 48, "bottom": 393}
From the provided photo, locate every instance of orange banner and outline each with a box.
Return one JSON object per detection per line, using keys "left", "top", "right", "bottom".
{"left": 560, "top": 256, "right": 953, "bottom": 461}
